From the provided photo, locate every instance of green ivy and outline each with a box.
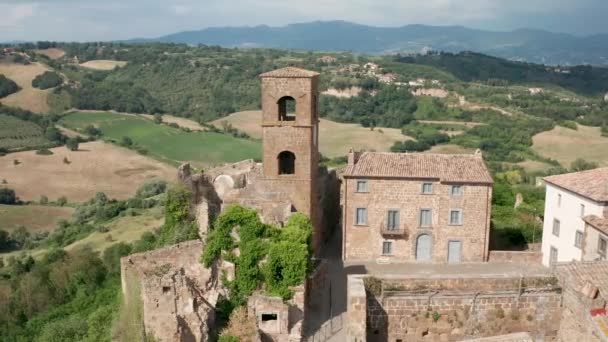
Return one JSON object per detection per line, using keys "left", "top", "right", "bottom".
{"left": 202, "top": 205, "right": 312, "bottom": 308}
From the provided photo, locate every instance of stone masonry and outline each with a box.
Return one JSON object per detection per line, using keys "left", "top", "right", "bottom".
{"left": 347, "top": 274, "right": 562, "bottom": 342}
{"left": 343, "top": 151, "right": 493, "bottom": 263}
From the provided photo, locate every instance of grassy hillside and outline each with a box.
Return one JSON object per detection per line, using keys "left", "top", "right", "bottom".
{"left": 0, "top": 114, "right": 51, "bottom": 150}
{"left": 532, "top": 125, "right": 608, "bottom": 167}
{"left": 212, "top": 110, "right": 408, "bottom": 157}
{"left": 0, "top": 204, "right": 74, "bottom": 232}
{"left": 0, "top": 62, "right": 52, "bottom": 113}
{"left": 60, "top": 111, "right": 261, "bottom": 167}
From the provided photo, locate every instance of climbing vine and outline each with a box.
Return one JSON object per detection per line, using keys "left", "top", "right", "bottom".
{"left": 201, "top": 205, "right": 312, "bottom": 307}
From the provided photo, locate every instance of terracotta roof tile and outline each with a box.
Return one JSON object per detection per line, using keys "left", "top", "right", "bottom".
{"left": 584, "top": 215, "right": 608, "bottom": 235}
{"left": 544, "top": 168, "right": 608, "bottom": 203}
{"left": 344, "top": 152, "right": 493, "bottom": 184}
{"left": 557, "top": 261, "right": 608, "bottom": 301}
{"left": 259, "top": 67, "right": 320, "bottom": 78}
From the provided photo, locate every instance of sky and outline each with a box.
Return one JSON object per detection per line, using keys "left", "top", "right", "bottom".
{"left": 0, "top": 0, "right": 606, "bottom": 42}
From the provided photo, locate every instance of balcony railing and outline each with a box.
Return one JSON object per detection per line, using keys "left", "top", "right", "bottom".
{"left": 380, "top": 223, "right": 407, "bottom": 237}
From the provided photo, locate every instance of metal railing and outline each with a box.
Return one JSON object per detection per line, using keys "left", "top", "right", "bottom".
{"left": 380, "top": 222, "right": 407, "bottom": 237}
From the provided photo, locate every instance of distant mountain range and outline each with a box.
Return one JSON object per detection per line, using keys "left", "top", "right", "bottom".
{"left": 137, "top": 21, "right": 608, "bottom": 66}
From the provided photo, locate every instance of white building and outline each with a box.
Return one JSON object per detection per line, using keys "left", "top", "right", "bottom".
{"left": 541, "top": 168, "right": 608, "bottom": 266}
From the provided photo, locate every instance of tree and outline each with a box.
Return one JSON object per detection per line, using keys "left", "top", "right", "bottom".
{"left": 570, "top": 158, "right": 598, "bottom": 172}
{"left": 57, "top": 196, "right": 68, "bottom": 206}
{"left": 0, "top": 188, "right": 17, "bottom": 204}
{"left": 39, "top": 195, "right": 49, "bottom": 205}
{"left": 121, "top": 136, "right": 133, "bottom": 147}
{"left": 31, "top": 71, "right": 63, "bottom": 90}
{"left": 0, "top": 74, "right": 20, "bottom": 97}
{"left": 154, "top": 114, "right": 163, "bottom": 124}
{"left": 66, "top": 138, "right": 79, "bottom": 151}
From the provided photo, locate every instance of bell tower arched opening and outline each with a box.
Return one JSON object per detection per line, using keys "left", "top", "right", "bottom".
{"left": 277, "top": 96, "right": 296, "bottom": 121}
{"left": 278, "top": 151, "right": 296, "bottom": 175}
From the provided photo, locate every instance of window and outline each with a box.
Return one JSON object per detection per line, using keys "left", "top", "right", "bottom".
{"left": 422, "top": 183, "right": 433, "bottom": 194}
{"left": 599, "top": 237, "right": 607, "bottom": 258}
{"left": 451, "top": 185, "right": 463, "bottom": 196}
{"left": 387, "top": 210, "right": 400, "bottom": 231}
{"left": 355, "top": 208, "right": 368, "bottom": 225}
{"left": 580, "top": 204, "right": 585, "bottom": 218}
{"left": 278, "top": 151, "right": 295, "bottom": 175}
{"left": 557, "top": 194, "right": 562, "bottom": 207}
{"left": 550, "top": 246, "right": 558, "bottom": 264}
{"left": 449, "top": 210, "right": 463, "bottom": 225}
{"left": 382, "top": 241, "right": 393, "bottom": 255}
{"left": 356, "top": 180, "right": 368, "bottom": 193}
{"left": 552, "top": 219, "right": 560, "bottom": 237}
{"left": 261, "top": 313, "right": 278, "bottom": 321}
{"left": 575, "top": 231, "right": 583, "bottom": 248}
{"left": 420, "top": 209, "right": 432, "bottom": 227}
{"left": 277, "top": 96, "right": 296, "bottom": 121}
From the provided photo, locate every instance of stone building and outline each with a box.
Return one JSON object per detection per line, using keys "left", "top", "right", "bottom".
{"left": 342, "top": 150, "right": 493, "bottom": 263}
{"left": 541, "top": 167, "right": 608, "bottom": 266}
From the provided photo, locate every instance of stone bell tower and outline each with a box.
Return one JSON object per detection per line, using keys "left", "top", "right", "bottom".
{"left": 259, "top": 67, "right": 320, "bottom": 231}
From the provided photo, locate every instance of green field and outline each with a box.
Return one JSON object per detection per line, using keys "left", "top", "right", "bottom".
{"left": 60, "top": 111, "right": 261, "bottom": 167}
{"left": 0, "top": 114, "right": 51, "bottom": 150}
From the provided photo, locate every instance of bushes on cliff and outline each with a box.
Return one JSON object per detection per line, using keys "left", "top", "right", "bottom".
{"left": 156, "top": 185, "right": 199, "bottom": 246}
{"left": 202, "top": 205, "right": 312, "bottom": 309}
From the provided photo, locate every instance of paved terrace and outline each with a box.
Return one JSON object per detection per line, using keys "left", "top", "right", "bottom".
{"left": 343, "top": 260, "right": 551, "bottom": 278}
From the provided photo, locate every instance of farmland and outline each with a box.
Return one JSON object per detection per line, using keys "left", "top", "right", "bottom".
{"left": 0, "top": 62, "right": 52, "bottom": 113}
{"left": 0, "top": 141, "right": 177, "bottom": 202}
{"left": 532, "top": 125, "right": 608, "bottom": 167}
{"left": 60, "top": 111, "right": 261, "bottom": 167}
{"left": 80, "top": 60, "right": 128, "bottom": 70}
{"left": 0, "top": 204, "right": 74, "bottom": 233}
{"left": 0, "top": 114, "right": 51, "bottom": 150}
{"left": 212, "top": 110, "right": 407, "bottom": 157}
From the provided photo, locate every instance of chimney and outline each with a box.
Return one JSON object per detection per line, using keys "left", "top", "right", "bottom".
{"left": 348, "top": 148, "right": 360, "bottom": 167}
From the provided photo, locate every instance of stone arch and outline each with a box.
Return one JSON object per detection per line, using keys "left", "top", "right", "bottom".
{"left": 277, "top": 96, "right": 296, "bottom": 121}
{"left": 213, "top": 174, "right": 235, "bottom": 197}
{"left": 414, "top": 233, "right": 433, "bottom": 262}
{"left": 277, "top": 151, "right": 296, "bottom": 175}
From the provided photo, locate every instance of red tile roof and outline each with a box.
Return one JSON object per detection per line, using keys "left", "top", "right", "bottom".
{"left": 584, "top": 215, "right": 608, "bottom": 235}
{"left": 556, "top": 261, "right": 608, "bottom": 301}
{"left": 260, "top": 67, "right": 320, "bottom": 78}
{"left": 544, "top": 168, "right": 608, "bottom": 203}
{"left": 344, "top": 152, "right": 493, "bottom": 184}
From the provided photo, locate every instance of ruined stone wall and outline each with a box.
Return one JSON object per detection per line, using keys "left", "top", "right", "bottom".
{"left": 347, "top": 276, "right": 367, "bottom": 342}
{"left": 343, "top": 178, "right": 491, "bottom": 263}
{"left": 247, "top": 286, "right": 306, "bottom": 342}
{"left": 488, "top": 251, "right": 542, "bottom": 264}
{"left": 347, "top": 275, "right": 562, "bottom": 342}
{"left": 121, "top": 241, "right": 225, "bottom": 342}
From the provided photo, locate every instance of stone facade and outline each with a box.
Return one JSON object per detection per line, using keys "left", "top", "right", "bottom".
{"left": 248, "top": 287, "right": 305, "bottom": 342}
{"left": 342, "top": 152, "right": 492, "bottom": 263}
{"left": 347, "top": 274, "right": 563, "bottom": 342}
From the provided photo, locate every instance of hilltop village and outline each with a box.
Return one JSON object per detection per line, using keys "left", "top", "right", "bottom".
{"left": 3, "top": 42, "right": 608, "bottom": 341}
{"left": 116, "top": 67, "right": 608, "bottom": 341}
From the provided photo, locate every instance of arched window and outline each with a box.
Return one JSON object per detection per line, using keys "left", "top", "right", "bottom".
{"left": 277, "top": 96, "right": 296, "bottom": 121}
{"left": 278, "top": 151, "right": 296, "bottom": 175}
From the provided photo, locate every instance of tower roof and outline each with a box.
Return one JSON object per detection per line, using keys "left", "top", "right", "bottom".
{"left": 260, "top": 67, "right": 320, "bottom": 78}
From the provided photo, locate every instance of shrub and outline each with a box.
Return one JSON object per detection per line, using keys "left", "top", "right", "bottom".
{"left": 36, "top": 148, "right": 53, "bottom": 155}
{"left": 66, "top": 138, "right": 79, "bottom": 151}
{"left": 39, "top": 195, "right": 49, "bottom": 205}
{"left": 0, "top": 188, "right": 17, "bottom": 204}
{"left": 32, "top": 71, "right": 63, "bottom": 89}
{"left": 0, "top": 74, "right": 20, "bottom": 97}
{"left": 56, "top": 196, "right": 68, "bottom": 206}
{"left": 432, "top": 311, "right": 441, "bottom": 322}
{"left": 136, "top": 179, "right": 167, "bottom": 198}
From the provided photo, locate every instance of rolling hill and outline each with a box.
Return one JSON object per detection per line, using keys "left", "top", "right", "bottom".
{"left": 145, "top": 21, "right": 608, "bottom": 66}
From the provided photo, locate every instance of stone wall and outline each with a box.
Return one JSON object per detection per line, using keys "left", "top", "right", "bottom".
{"left": 121, "top": 241, "right": 225, "bottom": 342}
{"left": 347, "top": 276, "right": 367, "bottom": 342}
{"left": 247, "top": 286, "right": 306, "bottom": 342}
{"left": 488, "top": 251, "right": 542, "bottom": 264}
{"left": 343, "top": 177, "right": 492, "bottom": 263}
{"left": 347, "top": 275, "right": 562, "bottom": 342}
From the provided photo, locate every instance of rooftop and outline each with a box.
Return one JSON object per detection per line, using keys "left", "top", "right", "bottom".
{"left": 259, "top": 67, "right": 320, "bottom": 78}
{"left": 584, "top": 215, "right": 608, "bottom": 235}
{"left": 344, "top": 152, "right": 493, "bottom": 184}
{"left": 544, "top": 167, "right": 608, "bottom": 203}
{"left": 556, "top": 261, "right": 608, "bottom": 301}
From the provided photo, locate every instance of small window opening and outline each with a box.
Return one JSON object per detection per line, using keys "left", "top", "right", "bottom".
{"left": 162, "top": 286, "right": 171, "bottom": 294}
{"left": 278, "top": 151, "right": 295, "bottom": 175}
{"left": 261, "top": 313, "right": 278, "bottom": 321}
{"left": 278, "top": 96, "right": 296, "bottom": 121}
